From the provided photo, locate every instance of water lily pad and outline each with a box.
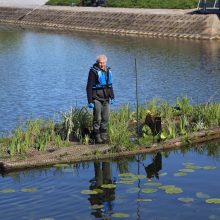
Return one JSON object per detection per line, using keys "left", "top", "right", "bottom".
{"left": 0, "top": 188, "right": 16, "bottom": 193}
{"left": 111, "top": 213, "right": 129, "bottom": 218}
{"left": 53, "top": 164, "right": 69, "bottom": 168}
{"left": 91, "top": 204, "right": 104, "bottom": 209}
{"left": 144, "top": 182, "right": 162, "bottom": 187}
{"left": 118, "top": 181, "right": 135, "bottom": 184}
{"left": 159, "top": 185, "right": 176, "bottom": 190}
{"left": 141, "top": 188, "right": 157, "bottom": 194}
{"left": 120, "top": 177, "right": 136, "bottom": 181}
{"left": 21, "top": 187, "right": 38, "bottom": 193}
{"left": 126, "top": 187, "right": 140, "bottom": 193}
{"left": 196, "top": 192, "right": 210, "bottom": 199}
{"left": 133, "top": 175, "right": 146, "bottom": 179}
{"left": 80, "top": 190, "right": 98, "bottom": 195}
{"left": 206, "top": 198, "right": 220, "bottom": 204}
{"left": 159, "top": 172, "right": 167, "bottom": 176}
{"left": 165, "top": 187, "right": 183, "bottom": 194}
{"left": 178, "top": 197, "right": 194, "bottom": 203}
{"left": 182, "top": 162, "right": 194, "bottom": 166}
{"left": 203, "top": 166, "right": 217, "bottom": 170}
{"left": 101, "top": 184, "right": 116, "bottom": 189}
{"left": 93, "top": 188, "right": 104, "bottom": 194}
{"left": 174, "top": 172, "right": 187, "bottom": 177}
{"left": 118, "top": 173, "right": 135, "bottom": 177}
{"left": 137, "top": 198, "right": 153, "bottom": 202}
{"left": 179, "top": 169, "right": 194, "bottom": 173}
{"left": 39, "top": 218, "right": 54, "bottom": 220}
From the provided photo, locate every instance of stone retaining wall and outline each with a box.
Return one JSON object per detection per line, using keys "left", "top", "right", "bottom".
{"left": 0, "top": 6, "right": 220, "bottom": 39}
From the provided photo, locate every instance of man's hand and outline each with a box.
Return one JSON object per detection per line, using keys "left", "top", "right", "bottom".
{"left": 88, "top": 103, "right": 95, "bottom": 109}
{"left": 110, "top": 99, "right": 115, "bottom": 104}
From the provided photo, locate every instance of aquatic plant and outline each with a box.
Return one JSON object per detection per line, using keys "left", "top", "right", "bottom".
{"left": 176, "top": 96, "right": 193, "bottom": 116}
{"left": 80, "top": 189, "right": 98, "bottom": 195}
{"left": 111, "top": 213, "right": 129, "bottom": 218}
{"left": 205, "top": 198, "right": 220, "bottom": 204}
{"left": 8, "top": 119, "right": 64, "bottom": 156}
{"left": 203, "top": 166, "right": 216, "bottom": 170}
{"left": 165, "top": 187, "right": 183, "bottom": 194}
{"left": 137, "top": 198, "right": 153, "bottom": 202}
{"left": 146, "top": 98, "right": 160, "bottom": 116}
{"left": 159, "top": 185, "right": 176, "bottom": 190}
{"left": 101, "top": 184, "right": 116, "bottom": 189}
{"left": 62, "top": 107, "right": 92, "bottom": 143}
{"left": 109, "top": 105, "right": 135, "bottom": 151}
{"left": 91, "top": 204, "right": 104, "bottom": 209}
{"left": 2, "top": 96, "right": 220, "bottom": 157}
{"left": 0, "top": 188, "right": 16, "bottom": 193}
{"left": 159, "top": 101, "right": 177, "bottom": 119}
{"left": 179, "top": 168, "right": 194, "bottom": 173}
{"left": 144, "top": 182, "right": 162, "bottom": 186}
{"left": 174, "top": 172, "right": 187, "bottom": 177}
{"left": 196, "top": 192, "right": 210, "bottom": 199}
{"left": 164, "top": 119, "right": 177, "bottom": 139}
{"left": 179, "top": 115, "right": 189, "bottom": 135}
{"left": 141, "top": 188, "right": 157, "bottom": 193}
{"left": 192, "top": 103, "right": 220, "bottom": 129}
{"left": 21, "top": 187, "right": 38, "bottom": 193}
{"left": 178, "top": 197, "right": 194, "bottom": 203}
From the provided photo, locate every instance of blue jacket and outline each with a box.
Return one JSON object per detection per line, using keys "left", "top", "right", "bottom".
{"left": 86, "top": 63, "right": 115, "bottom": 103}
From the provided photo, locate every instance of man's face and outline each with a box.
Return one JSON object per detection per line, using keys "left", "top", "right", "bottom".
{"left": 97, "top": 59, "right": 106, "bottom": 70}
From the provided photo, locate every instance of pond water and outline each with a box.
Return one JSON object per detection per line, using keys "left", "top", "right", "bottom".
{"left": 1, "top": 26, "right": 220, "bottom": 134}
{"left": 0, "top": 141, "right": 220, "bottom": 220}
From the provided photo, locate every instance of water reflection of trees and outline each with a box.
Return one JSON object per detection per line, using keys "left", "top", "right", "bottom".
{"left": 0, "top": 30, "right": 23, "bottom": 51}
{"left": 179, "top": 140, "right": 220, "bottom": 159}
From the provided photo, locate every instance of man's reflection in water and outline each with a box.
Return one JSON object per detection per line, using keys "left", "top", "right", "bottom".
{"left": 144, "top": 152, "right": 162, "bottom": 180}
{"left": 89, "top": 161, "right": 115, "bottom": 219}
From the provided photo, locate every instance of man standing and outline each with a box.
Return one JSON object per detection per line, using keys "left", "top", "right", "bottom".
{"left": 86, "top": 55, "right": 115, "bottom": 144}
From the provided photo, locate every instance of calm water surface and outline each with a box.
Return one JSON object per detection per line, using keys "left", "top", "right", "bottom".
{"left": 0, "top": 142, "right": 220, "bottom": 220}
{"left": 0, "top": 27, "right": 220, "bottom": 134}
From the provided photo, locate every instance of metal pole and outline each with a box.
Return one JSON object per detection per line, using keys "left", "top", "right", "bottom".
{"left": 135, "top": 58, "right": 139, "bottom": 144}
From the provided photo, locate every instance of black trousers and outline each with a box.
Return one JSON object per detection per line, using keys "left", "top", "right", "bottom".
{"left": 93, "top": 99, "right": 109, "bottom": 134}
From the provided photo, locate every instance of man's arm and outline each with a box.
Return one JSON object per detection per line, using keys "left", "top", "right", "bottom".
{"left": 86, "top": 69, "right": 95, "bottom": 104}
{"left": 110, "top": 86, "right": 115, "bottom": 100}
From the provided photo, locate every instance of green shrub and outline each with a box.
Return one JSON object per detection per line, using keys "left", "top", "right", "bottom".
{"left": 46, "top": 0, "right": 80, "bottom": 6}
{"left": 46, "top": 0, "right": 198, "bottom": 9}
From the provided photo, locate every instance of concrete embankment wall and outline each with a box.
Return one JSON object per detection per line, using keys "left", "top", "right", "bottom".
{"left": 0, "top": 6, "right": 220, "bottom": 39}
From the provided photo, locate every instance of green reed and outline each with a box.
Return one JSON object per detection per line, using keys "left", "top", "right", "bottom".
{"left": 108, "top": 105, "right": 135, "bottom": 151}
{"left": 61, "top": 107, "right": 92, "bottom": 143}
{"left": 7, "top": 119, "right": 65, "bottom": 156}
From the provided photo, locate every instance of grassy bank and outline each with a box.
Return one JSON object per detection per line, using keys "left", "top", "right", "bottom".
{"left": 46, "top": 0, "right": 198, "bottom": 9}
{"left": 0, "top": 97, "right": 220, "bottom": 158}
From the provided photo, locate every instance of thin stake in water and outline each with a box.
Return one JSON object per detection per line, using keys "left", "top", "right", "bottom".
{"left": 135, "top": 58, "right": 139, "bottom": 144}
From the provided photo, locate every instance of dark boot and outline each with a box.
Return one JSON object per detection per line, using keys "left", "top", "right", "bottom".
{"left": 95, "top": 133, "right": 103, "bottom": 144}
{"left": 100, "top": 132, "right": 108, "bottom": 144}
